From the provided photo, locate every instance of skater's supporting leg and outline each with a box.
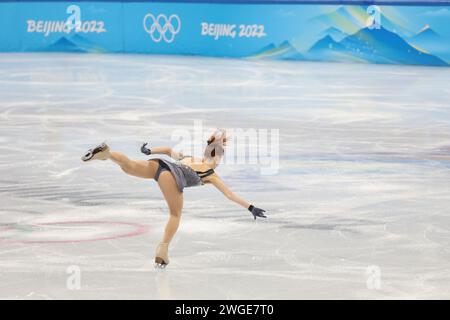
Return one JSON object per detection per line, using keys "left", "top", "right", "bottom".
{"left": 158, "top": 171, "right": 183, "bottom": 243}
{"left": 155, "top": 171, "right": 184, "bottom": 265}
{"left": 109, "top": 151, "right": 158, "bottom": 179}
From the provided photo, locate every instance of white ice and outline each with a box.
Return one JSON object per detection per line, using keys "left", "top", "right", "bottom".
{"left": 0, "top": 53, "right": 450, "bottom": 299}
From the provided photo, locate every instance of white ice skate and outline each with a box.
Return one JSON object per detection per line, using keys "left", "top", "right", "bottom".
{"left": 81, "top": 142, "right": 110, "bottom": 162}
{"left": 155, "top": 242, "right": 169, "bottom": 268}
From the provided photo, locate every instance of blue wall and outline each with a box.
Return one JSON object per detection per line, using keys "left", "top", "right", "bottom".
{"left": 1, "top": 0, "right": 449, "bottom": 66}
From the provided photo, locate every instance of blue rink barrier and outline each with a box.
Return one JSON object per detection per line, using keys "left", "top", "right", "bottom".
{"left": 0, "top": 1, "right": 449, "bottom": 66}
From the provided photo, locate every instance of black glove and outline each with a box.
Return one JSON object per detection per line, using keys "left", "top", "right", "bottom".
{"left": 141, "top": 142, "right": 152, "bottom": 155}
{"left": 248, "top": 205, "right": 267, "bottom": 220}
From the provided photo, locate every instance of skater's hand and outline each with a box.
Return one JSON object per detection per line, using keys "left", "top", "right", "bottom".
{"left": 248, "top": 205, "right": 267, "bottom": 220}
{"left": 141, "top": 142, "right": 152, "bottom": 155}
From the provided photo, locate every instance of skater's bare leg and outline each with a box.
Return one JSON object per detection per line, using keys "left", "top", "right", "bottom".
{"left": 109, "top": 151, "right": 158, "bottom": 179}
{"left": 82, "top": 143, "right": 158, "bottom": 179}
{"left": 155, "top": 171, "right": 183, "bottom": 265}
{"left": 158, "top": 171, "right": 183, "bottom": 243}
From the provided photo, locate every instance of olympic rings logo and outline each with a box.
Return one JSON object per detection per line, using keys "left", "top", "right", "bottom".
{"left": 143, "top": 13, "right": 181, "bottom": 43}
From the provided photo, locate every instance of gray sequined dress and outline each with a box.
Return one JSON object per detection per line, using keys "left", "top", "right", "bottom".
{"left": 149, "top": 156, "right": 204, "bottom": 193}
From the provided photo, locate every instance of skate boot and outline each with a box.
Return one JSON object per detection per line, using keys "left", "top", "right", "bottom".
{"left": 81, "top": 142, "right": 110, "bottom": 162}
{"left": 155, "top": 242, "right": 169, "bottom": 268}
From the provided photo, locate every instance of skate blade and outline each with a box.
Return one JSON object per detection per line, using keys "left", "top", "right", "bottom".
{"left": 81, "top": 150, "right": 94, "bottom": 162}
{"left": 154, "top": 263, "right": 167, "bottom": 269}
{"left": 81, "top": 142, "right": 108, "bottom": 162}
{"left": 155, "top": 257, "right": 168, "bottom": 269}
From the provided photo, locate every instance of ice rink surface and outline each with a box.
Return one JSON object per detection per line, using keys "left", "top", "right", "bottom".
{"left": 0, "top": 53, "right": 450, "bottom": 299}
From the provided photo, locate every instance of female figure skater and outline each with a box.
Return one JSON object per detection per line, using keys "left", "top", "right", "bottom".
{"left": 81, "top": 129, "right": 267, "bottom": 268}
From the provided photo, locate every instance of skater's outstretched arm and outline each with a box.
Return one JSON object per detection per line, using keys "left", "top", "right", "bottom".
{"left": 209, "top": 175, "right": 267, "bottom": 219}
{"left": 141, "top": 143, "right": 185, "bottom": 160}
{"left": 209, "top": 175, "right": 250, "bottom": 208}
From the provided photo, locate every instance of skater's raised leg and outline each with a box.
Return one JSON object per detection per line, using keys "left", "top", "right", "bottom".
{"left": 109, "top": 151, "right": 158, "bottom": 179}
{"left": 82, "top": 142, "right": 158, "bottom": 179}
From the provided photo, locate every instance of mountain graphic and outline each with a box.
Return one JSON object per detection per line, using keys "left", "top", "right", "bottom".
{"left": 305, "top": 26, "right": 447, "bottom": 66}
{"left": 320, "top": 27, "right": 348, "bottom": 42}
{"left": 253, "top": 43, "right": 277, "bottom": 56}
{"left": 309, "top": 6, "right": 368, "bottom": 35}
{"left": 46, "top": 37, "right": 86, "bottom": 53}
{"left": 253, "top": 7, "right": 448, "bottom": 66}
{"left": 70, "top": 34, "right": 105, "bottom": 53}
{"left": 252, "top": 41, "right": 304, "bottom": 60}
{"left": 409, "top": 25, "right": 442, "bottom": 50}
{"left": 277, "top": 41, "right": 305, "bottom": 60}
{"left": 378, "top": 13, "right": 414, "bottom": 38}
{"left": 306, "top": 34, "right": 364, "bottom": 63}
{"left": 407, "top": 25, "right": 450, "bottom": 63}
{"left": 309, "top": 35, "right": 345, "bottom": 52}
{"left": 339, "top": 26, "right": 447, "bottom": 66}
{"left": 309, "top": 6, "right": 414, "bottom": 39}
{"left": 413, "top": 25, "right": 440, "bottom": 41}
